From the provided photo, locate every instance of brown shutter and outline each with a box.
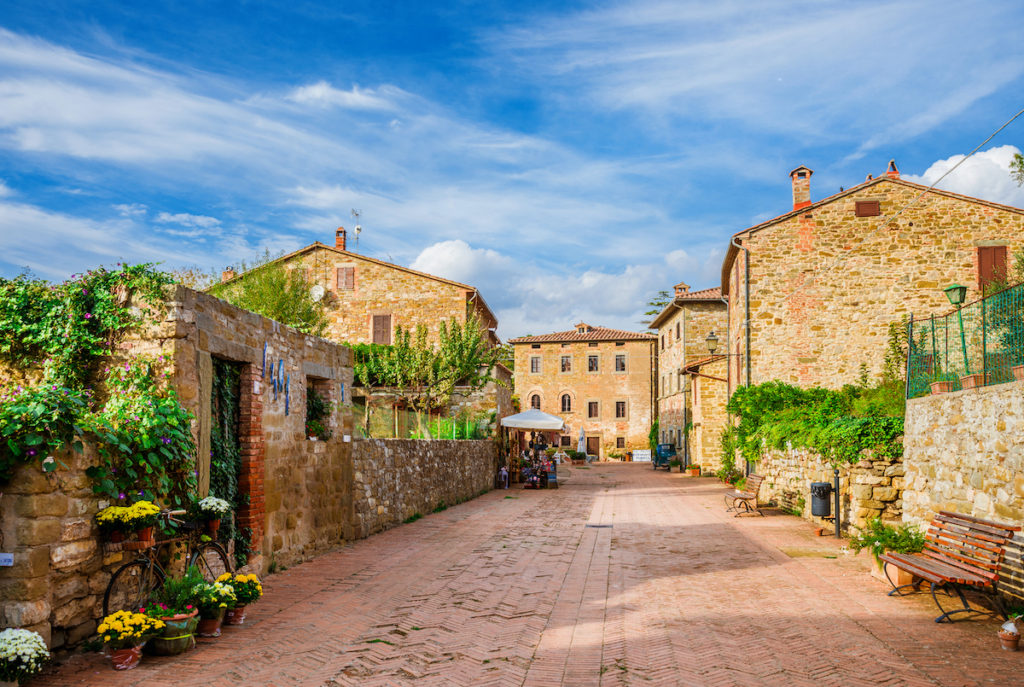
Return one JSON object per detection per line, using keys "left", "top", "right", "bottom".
{"left": 372, "top": 315, "right": 392, "bottom": 344}
{"left": 336, "top": 267, "right": 355, "bottom": 290}
{"left": 978, "top": 246, "right": 1008, "bottom": 290}
{"left": 304, "top": 267, "right": 311, "bottom": 283}
{"left": 855, "top": 200, "right": 881, "bottom": 217}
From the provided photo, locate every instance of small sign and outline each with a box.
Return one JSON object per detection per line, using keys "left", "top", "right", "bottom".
{"left": 343, "top": 435, "right": 351, "bottom": 443}
{"left": 632, "top": 449, "right": 652, "bottom": 462}
{"left": 0, "top": 553, "right": 13, "bottom": 567}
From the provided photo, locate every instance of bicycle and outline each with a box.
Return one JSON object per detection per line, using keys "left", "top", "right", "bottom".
{"left": 102, "top": 509, "right": 233, "bottom": 617}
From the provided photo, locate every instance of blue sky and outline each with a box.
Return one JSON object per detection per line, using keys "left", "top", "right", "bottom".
{"left": 1, "top": 0, "right": 1024, "bottom": 338}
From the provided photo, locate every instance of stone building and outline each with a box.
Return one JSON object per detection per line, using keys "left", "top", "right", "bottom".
{"left": 722, "top": 161, "right": 1024, "bottom": 392}
{"left": 683, "top": 355, "right": 729, "bottom": 471}
{"left": 221, "top": 228, "right": 499, "bottom": 347}
{"left": 648, "top": 283, "right": 727, "bottom": 465}
{"left": 510, "top": 323, "right": 656, "bottom": 459}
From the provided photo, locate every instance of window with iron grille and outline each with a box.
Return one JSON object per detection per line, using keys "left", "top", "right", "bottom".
{"left": 616, "top": 437, "right": 625, "bottom": 449}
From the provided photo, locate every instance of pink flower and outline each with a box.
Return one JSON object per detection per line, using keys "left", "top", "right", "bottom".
{"left": 84, "top": 313, "right": 92, "bottom": 319}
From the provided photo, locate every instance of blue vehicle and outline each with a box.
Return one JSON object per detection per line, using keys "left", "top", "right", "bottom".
{"left": 653, "top": 443, "right": 676, "bottom": 470}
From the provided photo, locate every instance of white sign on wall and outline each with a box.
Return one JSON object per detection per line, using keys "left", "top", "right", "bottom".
{"left": 632, "top": 449, "right": 652, "bottom": 462}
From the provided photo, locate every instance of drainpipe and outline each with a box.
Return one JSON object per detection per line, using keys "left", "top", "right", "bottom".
{"left": 731, "top": 236, "right": 751, "bottom": 388}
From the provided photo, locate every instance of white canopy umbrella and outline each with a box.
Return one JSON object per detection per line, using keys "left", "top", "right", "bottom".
{"left": 577, "top": 427, "right": 585, "bottom": 454}
{"left": 500, "top": 409, "right": 565, "bottom": 431}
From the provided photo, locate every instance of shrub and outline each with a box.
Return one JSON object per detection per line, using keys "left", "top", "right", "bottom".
{"left": 849, "top": 518, "right": 925, "bottom": 568}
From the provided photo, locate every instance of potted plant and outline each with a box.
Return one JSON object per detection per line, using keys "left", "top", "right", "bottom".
{"left": 97, "top": 610, "right": 165, "bottom": 670}
{"left": 193, "top": 496, "right": 231, "bottom": 536}
{"left": 0, "top": 628, "right": 50, "bottom": 685}
{"left": 142, "top": 566, "right": 203, "bottom": 655}
{"left": 849, "top": 518, "right": 925, "bottom": 585}
{"left": 194, "top": 580, "right": 237, "bottom": 638}
{"left": 998, "top": 616, "right": 1020, "bottom": 651}
{"left": 220, "top": 572, "right": 264, "bottom": 626}
{"left": 95, "top": 505, "right": 128, "bottom": 543}
{"left": 958, "top": 371, "right": 990, "bottom": 390}
{"left": 687, "top": 464, "right": 701, "bottom": 477}
{"left": 928, "top": 372, "right": 959, "bottom": 395}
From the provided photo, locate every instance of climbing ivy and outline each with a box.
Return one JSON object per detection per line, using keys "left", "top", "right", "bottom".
{"left": 210, "top": 357, "right": 249, "bottom": 566}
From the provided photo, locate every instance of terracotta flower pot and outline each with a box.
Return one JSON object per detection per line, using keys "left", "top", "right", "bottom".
{"left": 224, "top": 605, "right": 247, "bottom": 626}
{"left": 930, "top": 380, "right": 955, "bottom": 395}
{"left": 959, "top": 373, "right": 989, "bottom": 390}
{"left": 109, "top": 644, "right": 144, "bottom": 670}
{"left": 205, "top": 519, "right": 221, "bottom": 537}
{"left": 135, "top": 526, "right": 154, "bottom": 543}
{"left": 1012, "top": 364, "right": 1024, "bottom": 382}
{"left": 109, "top": 530, "right": 125, "bottom": 543}
{"left": 197, "top": 608, "right": 226, "bottom": 638}
{"left": 997, "top": 629, "right": 1019, "bottom": 651}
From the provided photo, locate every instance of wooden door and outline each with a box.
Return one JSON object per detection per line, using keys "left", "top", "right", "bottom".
{"left": 586, "top": 436, "right": 600, "bottom": 457}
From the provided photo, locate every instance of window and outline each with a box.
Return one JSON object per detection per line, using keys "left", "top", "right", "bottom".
{"left": 588, "top": 401, "right": 599, "bottom": 418}
{"left": 588, "top": 342, "right": 598, "bottom": 347}
{"left": 530, "top": 394, "right": 540, "bottom": 409}
{"left": 660, "top": 335, "right": 665, "bottom": 350}
{"left": 615, "top": 341, "right": 625, "bottom": 347}
{"left": 676, "top": 322, "right": 680, "bottom": 340}
{"left": 615, "top": 401, "right": 626, "bottom": 418}
{"left": 561, "top": 394, "right": 572, "bottom": 412}
{"left": 336, "top": 266, "right": 355, "bottom": 290}
{"left": 530, "top": 356, "right": 541, "bottom": 374}
{"left": 615, "top": 354, "right": 626, "bottom": 372}
{"left": 531, "top": 343, "right": 541, "bottom": 349}
{"left": 372, "top": 314, "right": 392, "bottom": 345}
{"left": 560, "top": 435, "right": 571, "bottom": 447}
{"left": 855, "top": 200, "right": 881, "bottom": 217}
{"left": 588, "top": 355, "right": 599, "bottom": 372}
{"left": 561, "top": 355, "right": 572, "bottom": 372}
{"left": 616, "top": 437, "right": 625, "bottom": 449}
{"left": 978, "top": 245, "right": 1008, "bottom": 291}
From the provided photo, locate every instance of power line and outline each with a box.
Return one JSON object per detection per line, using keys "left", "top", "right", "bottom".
{"left": 774, "top": 107, "right": 1024, "bottom": 307}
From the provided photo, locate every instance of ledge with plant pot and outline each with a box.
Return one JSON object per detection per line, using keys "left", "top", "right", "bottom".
{"left": 1013, "top": 364, "right": 1024, "bottom": 382}
{"left": 958, "top": 372, "right": 990, "bottom": 390}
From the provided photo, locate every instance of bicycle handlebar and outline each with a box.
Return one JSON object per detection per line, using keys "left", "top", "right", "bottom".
{"left": 164, "top": 509, "right": 187, "bottom": 516}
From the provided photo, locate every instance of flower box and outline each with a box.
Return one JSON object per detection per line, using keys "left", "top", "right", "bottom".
{"left": 959, "top": 373, "right": 989, "bottom": 389}
{"left": 1013, "top": 364, "right": 1024, "bottom": 382}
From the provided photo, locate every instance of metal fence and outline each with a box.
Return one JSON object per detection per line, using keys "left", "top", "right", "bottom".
{"left": 907, "top": 282, "right": 1024, "bottom": 397}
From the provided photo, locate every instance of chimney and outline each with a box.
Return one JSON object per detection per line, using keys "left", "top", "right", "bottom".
{"left": 885, "top": 159, "right": 900, "bottom": 179}
{"left": 335, "top": 227, "right": 347, "bottom": 250}
{"left": 221, "top": 269, "right": 235, "bottom": 283}
{"left": 790, "top": 166, "right": 813, "bottom": 210}
{"left": 674, "top": 281, "right": 690, "bottom": 297}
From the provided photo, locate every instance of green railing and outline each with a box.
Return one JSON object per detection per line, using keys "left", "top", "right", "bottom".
{"left": 907, "top": 282, "right": 1024, "bottom": 397}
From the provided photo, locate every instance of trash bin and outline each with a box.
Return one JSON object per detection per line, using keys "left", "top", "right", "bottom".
{"left": 810, "top": 482, "right": 832, "bottom": 516}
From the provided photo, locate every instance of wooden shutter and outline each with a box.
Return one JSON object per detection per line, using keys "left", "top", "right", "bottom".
{"left": 372, "top": 315, "right": 391, "bottom": 345}
{"left": 336, "top": 267, "right": 355, "bottom": 291}
{"left": 855, "top": 201, "right": 881, "bottom": 217}
{"left": 978, "top": 246, "right": 1008, "bottom": 290}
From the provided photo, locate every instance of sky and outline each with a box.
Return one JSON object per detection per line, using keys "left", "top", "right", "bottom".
{"left": 1, "top": 0, "right": 1024, "bottom": 339}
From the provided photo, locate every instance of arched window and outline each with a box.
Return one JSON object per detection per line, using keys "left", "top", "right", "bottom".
{"left": 561, "top": 394, "right": 571, "bottom": 412}
{"left": 530, "top": 394, "right": 540, "bottom": 409}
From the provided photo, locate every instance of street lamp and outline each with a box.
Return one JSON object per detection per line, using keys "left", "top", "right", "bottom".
{"left": 943, "top": 284, "right": 970, "bottom": 374}
{"left": 705, "top": 330, "right": 719, "bottom": 356}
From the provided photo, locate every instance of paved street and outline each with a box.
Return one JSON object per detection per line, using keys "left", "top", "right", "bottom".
{"left": 33, "top": 463, "right": 1021, "bottom": 686}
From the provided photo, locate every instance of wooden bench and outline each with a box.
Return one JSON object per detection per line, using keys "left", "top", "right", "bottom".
{"left": 724, "top": 474, "right": 764, "bottom": 517}
{"left": 879, "top": 511, "right": 1020, "bottom": 623}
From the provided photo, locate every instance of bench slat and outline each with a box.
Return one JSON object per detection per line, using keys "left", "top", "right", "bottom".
{"left": 922, "top": 550, "right": 999, "bottom": 581}
{"left": 886, "top": 552, "right": 992, "bottom": 585}
{"left": 936, "top": 510, "right": 1022, "bottom": 534}
{"left": 927, "top": 527, "right": 1005, "bottom": 555}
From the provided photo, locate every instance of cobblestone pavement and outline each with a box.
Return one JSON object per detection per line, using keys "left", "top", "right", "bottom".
{"left": 32, "top": 464, "right": 1022, "bottom": 686}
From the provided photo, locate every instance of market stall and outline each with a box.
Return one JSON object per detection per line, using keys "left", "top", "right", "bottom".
{"left": 500, "top": 410, "right": 565, "bottom": 488}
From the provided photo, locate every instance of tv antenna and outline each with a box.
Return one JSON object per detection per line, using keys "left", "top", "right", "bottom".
{"left": 351, "top": 209, "right": 362, "bottom": 248}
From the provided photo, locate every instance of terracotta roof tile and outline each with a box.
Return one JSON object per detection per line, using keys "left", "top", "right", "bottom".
{"left": 676, "top": 287, "right": 722, "bottom": 300}
{"left": 509, "top": 325, "right": 655, "bottom": 344}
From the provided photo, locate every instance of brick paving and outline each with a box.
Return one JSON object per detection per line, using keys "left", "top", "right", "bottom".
{"left": 31, "top": 464, "right": 1022, "bottom": 686}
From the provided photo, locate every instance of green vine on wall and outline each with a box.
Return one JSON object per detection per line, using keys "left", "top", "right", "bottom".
{"left": 0, "top": 264, "right": 197, "bottom": 508}
{"left": 210, "top": 357, "right": 250, "bottom": 566}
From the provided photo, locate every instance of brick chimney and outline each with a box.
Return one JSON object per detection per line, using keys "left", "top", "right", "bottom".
{"left": 790, "top": 166, "right": 813, "bottom": 211}
{"left": 221, "top": 269, "right": 235, "bottom": 283}
{"left": 335, "top": 227, "right": 347, "bottom": 250}
{"left": 674, "top": 281, "right": 690, "bottom": 297}
{"left": 885, "top": 159, "right": 900, "bottom": 179}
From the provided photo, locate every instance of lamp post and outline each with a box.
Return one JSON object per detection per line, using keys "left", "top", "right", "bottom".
{"left": 943, "top": 284, "right": 970, "bottom": 374}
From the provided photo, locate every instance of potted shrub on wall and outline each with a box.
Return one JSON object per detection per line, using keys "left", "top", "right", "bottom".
{"left": 0, "top": 628, "right": 50, "bottom": 686}
{"left": 849, "top": 518, "right": 925, "bottom": 586}
{"left": 193, "top": 495, "right": 231, "bottom": 537}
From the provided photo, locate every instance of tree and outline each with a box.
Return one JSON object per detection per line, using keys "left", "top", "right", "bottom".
{"left": 169, "top": 265, "right": 216, "bottom": 291}
{"left": 642, "top": 289, "right": 673, "bottom": 328}
{"left": 1012, "top": 152, "right": 1024, "bottom": 186}
{"left": 208, "top": 252, "right": 328, "bottom": 336}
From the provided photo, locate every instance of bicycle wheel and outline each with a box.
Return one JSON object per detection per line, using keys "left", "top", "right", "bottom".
{"left": 189, "top": 542, "right": 232, "bottom": 582}
{"left": 104, "top": 560, "right": 165, "bottom": 617}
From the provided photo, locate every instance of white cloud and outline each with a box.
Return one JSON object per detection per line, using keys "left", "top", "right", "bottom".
{"left": 285, "top": 81, "right": 397, "bottom": 110}
{"left": 905, "top": 145, "right": 1024, "bottom": 208}
{"left": 0, "top": 179, "right": 11, "bottom": 197}
{"left": 155, "top": 212, "right": 221, "bottom": 228}
{"left": 113, "top": 203, "right": 147, "bottom": 217}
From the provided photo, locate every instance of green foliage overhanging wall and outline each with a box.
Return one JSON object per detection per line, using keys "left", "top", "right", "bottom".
{"left": 0, "top": 265, "right": 197, "bottom": 507}
{"left": 723, "top": 380, "right": 905, "bottom": 468}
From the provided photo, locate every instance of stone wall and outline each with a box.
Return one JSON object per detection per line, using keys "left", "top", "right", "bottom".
{"left": 903, "top": 379, "right": 1024, "bottom": 600}
{"left": 758, "top": 447, "right": 903, "bottom": 532}
{"left": 690, "top": 358, "right": 729, "bottom": 470}
{"left": 725, "top": 176, "right": 1024, "bottom": 394}
{"left": 350, "top": 439, "right": 497, "bottom": 538}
